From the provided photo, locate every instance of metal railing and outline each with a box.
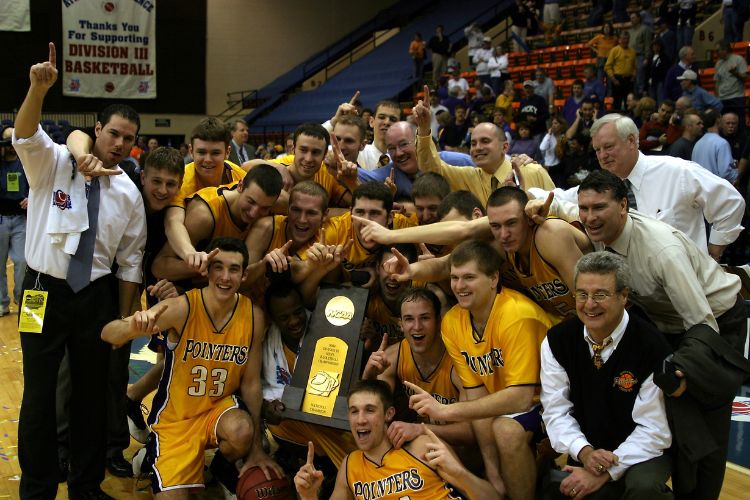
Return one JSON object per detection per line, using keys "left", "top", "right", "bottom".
{"left": 0, "top": 112, "right": 97, "bottom": 128}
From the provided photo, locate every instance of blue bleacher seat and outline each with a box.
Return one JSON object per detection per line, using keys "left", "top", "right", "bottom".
{"left": 248, "top": 0, "right": 514, "bottom": 132}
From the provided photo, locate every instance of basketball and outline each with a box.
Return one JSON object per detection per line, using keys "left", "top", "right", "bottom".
{"left": 236, "top": 466, "right": 293, "bottom": 500}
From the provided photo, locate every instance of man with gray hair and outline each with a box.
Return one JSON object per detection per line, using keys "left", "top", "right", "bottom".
{"left": 526, "top": 113, "right": 744, "bottom": 261}
{"left": 541, "top": 251, "right": 673, "bottom": 499}
{"left": 574, "top": 170, "right": 750, "bottom": 500}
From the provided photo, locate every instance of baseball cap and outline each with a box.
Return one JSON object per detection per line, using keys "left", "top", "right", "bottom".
{"left": 677, "top": 70, "right": 698, "bottom": 81}
{"left": 483, "top": 36, "right": 492, "bottom": 42}
{"left": 523, "top": 80, "right": 537, "bottom": 88}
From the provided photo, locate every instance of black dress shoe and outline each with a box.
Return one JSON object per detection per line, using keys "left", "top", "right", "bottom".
{"left": 67, "top": 487, "right": 114, "bottom": 500}
{"left": 105, "top": 453, "right": 133, "bottom": 478}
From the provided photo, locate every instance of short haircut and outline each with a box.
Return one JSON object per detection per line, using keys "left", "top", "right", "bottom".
{"left": 450, "top": 239, "right": 502, "bottom": 277}
{"left": 375, "top": 100, "right": 400, "bottom": 115}
{"left": 191, "top": 117, "right": 231, "bottom": 147}
{"left": 144, "top": 146, "right": 185, "bottom": 178}
{"left": 399, "top": 287, "right": 441, "bottom": 318}
{"left": 98, "top": 104, "right": 140, "bottom": 133}
{"left": 678, "top": 46, "right": 693, "bottom": 61}
{"left": 335, "top": 115, "right": 367, "bottom": 141}
{"left": 348, "top": 379, "right": 394, "bottom": 411}
{"left": 412, "top": 172, "right": 450, "bottom": 201}
{"left": 487, "top": 186, "right": 529, "bottom": 209}
{"left": 242, "top": 163, "right": 283, "bottom": 197}
{"left": 206, "top": 236, "right": 249, "bottom": 269}
{"left": 517, "top": 121, "right": 531, "bottom": 132}
{"left": 572, "top": 79, "right": 584, "bottom": 87}
{"left": 589, "top": 113, "right": 640, "bottom": 147}
{"left": 578, "top": 170, "right": 628, "bottom": 206}
{"left": 264, "top": 280, "right": 303, "bottom": 310}
{"left": 293, "top": 122, "right": 330, "bottom": 150}
{"left": 574, "top": 251, "right": 631, "bottom": 291}
{"left": 290, "top": 180, "right": 329, "bottom": 211}
{"left": 702, "top": 108, "right": 721, "bottom": 129}
{"left": 454, "top": 103, "right": 467, "bottom": 112}
{"left": 437, "top": 190, "right": 485, "bottom": 220}
{"left": 230, "top": 119, "right": 247, "bottom": 132}
{"left": 353, "top": 181, "right": 393, "bottom": 213}
{"left": 660, "top": 99, "right": 675, "bottom": 110}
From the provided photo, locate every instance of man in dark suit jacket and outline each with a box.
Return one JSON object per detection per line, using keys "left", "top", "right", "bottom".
{"left": 541, "top": 251, "right": 674, "bottom": 499}
{"left": 228, "top": 119, "right": 255, "bottom": 165}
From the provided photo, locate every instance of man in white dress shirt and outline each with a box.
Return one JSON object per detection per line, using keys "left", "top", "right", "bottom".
{"left": 526, "top": 114, "right": 744, "bottom": 260}
{"left": 541, "top": 251, "right": 673, "bottom": 499}
{"left": 12, "top": 43, "right": 146, "bottom": 499}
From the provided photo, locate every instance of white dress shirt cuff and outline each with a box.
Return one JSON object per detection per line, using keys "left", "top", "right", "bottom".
{"left": 116, "top": 264, "right": 143, "bottom": 284}
{"left": 570, "top": 438, "right": 592, "bottom": 463}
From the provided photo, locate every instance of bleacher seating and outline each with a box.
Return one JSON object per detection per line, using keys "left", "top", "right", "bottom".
{"left": 248, "top": 0, "right": 515, "bottom": 132}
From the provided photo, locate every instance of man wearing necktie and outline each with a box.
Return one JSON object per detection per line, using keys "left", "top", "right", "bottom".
{"left": 541, "top": 251, "right": 673, "bottom": 499}
{"left": 526, "top": 114, "right": 744, "bottom": 261}
{"left": 576, "top": 170, "right": 750, "bottom": 500}
{"left": 228, "top": 119, "right": 254, "bottom": 166}
{"left": 12, "top": 43, "right": 146, "bottom": 500}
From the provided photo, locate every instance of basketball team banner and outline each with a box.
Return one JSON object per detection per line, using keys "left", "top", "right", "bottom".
{"left": 61, "top": 0, "right": 156, "bottom": 99}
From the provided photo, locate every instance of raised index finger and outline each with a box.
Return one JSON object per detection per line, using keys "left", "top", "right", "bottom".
{"left": 379, "top": 332, "right": 389, "bottom": 351}
{"left": 306, "top": 441, "right": 315, "bottom": 465}
{"left": 49, "top": 42, "right": 56, "bottom": 66}
{"left": 542, "top": 191, "right": 554, "bottom": 213}
{"left": 349, "top": 90, "right": 360, "bottom": 106}
{"left": 423, "top": 85, "right": 430, "bottom": 103}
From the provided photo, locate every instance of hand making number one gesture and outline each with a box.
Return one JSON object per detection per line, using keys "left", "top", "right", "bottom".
{"left": 30, "top": 42, "right": 58, "bottom": 91}
{"left": 414, "top": 85, "right": 432, "bottom": 136}
{"left": 294, "top": 441, "right": 323, "bottom": 499}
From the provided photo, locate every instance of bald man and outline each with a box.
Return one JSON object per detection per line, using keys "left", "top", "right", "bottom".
{"left": 358, "top": 122, "right": 474, "bottom": 200}
{"left": 412, "top": 87, "right": 554, "bottom": 205}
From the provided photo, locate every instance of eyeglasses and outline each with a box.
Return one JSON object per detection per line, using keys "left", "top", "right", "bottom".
{"left": 386, "top": 141, "right": 414, "bottom": 154}
{"left": 574, "top": 291, "right": 616, "bottom": 303}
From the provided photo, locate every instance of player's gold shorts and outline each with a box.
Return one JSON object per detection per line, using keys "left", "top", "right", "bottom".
{"left": 150, "top": 395, "right": 239, "bottom": 492}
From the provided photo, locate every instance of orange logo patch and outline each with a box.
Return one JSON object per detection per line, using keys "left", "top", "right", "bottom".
{"left": 613, "top": 371, "right": 638, "bottom": 392}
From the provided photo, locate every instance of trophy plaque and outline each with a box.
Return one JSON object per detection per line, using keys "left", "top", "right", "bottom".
{"left": 281, "top": 285, "right": 369, "bottom": 430}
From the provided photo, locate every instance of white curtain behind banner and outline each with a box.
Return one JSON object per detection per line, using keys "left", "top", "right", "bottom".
{"left": 61, "top": 0, "right": 157, "bottom": 99}
{"left": 0, "top": 0, "right": 31, "bottom": 31}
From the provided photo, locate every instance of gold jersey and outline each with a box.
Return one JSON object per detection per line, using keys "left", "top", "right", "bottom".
{"left": 346, "top": 447, "right": 463, "bottom": 499}
{"left": 170, "top": 160, "right": 245, "bottom": 209}
{"left": 506, "top": 225, "right": 577, "bottom": 323}
{"left": 397, "top": 340, "right": 459, "bottom": 424}
{"left": 441, "top": 289, "right": 551, "bottom": 393}
{"left": 149, "top": 288, "right": 255, "bottom": 425}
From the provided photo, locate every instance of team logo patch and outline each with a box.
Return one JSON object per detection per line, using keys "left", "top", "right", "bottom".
{"left": 69, "top": 79, "right": 80, "bottom": 92}
{"left": 138, "top": 81, "right": 149, "bottom": 94}
{"left": 613, "top": 371, "right": 638, "bottom": 392}
{"left": 53, "top": 190, "right": 72, "bottom": 210}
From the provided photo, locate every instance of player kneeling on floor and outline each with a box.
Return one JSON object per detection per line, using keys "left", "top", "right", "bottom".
{"left": 294, "top": 379, "right": 500, "bottom": 500}
{"left": 102, "top": 236, "right": 283, "bottom": 498}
